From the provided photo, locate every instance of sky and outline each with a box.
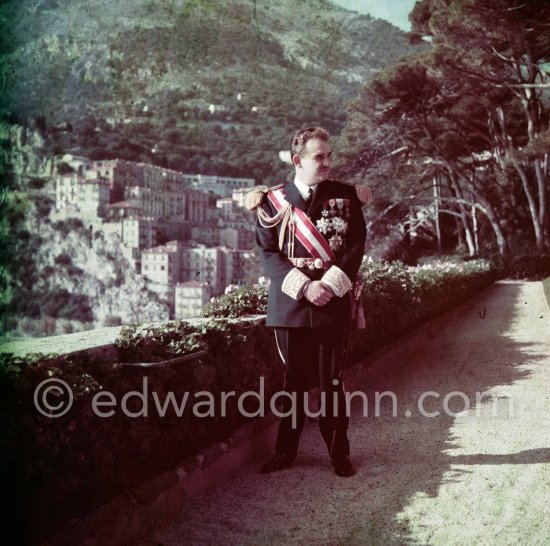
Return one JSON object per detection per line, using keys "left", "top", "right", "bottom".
{"left": 332, "top": 0, "right": 418, "bottom": 31}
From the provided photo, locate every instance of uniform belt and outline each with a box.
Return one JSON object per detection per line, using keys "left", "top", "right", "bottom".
{"left": 289, "top": 257, "right": 332, "bottom": 270}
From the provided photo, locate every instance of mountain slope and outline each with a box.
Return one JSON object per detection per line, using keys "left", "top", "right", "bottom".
{"left": 0, "top": 0, "right": 425, "bottom": 181}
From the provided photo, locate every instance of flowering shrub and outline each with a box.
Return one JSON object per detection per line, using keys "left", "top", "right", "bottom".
{"left": 410, "top": 259, "right": 492, "bottom": 318}
{"left": 202, "top": 284, "right": 268, "bottom": 318}
{"left": 348, "top": 257, "right": 494, "bottom": 360}
{"left": 358, "top": 258, "right": 416, "bottom": 338}
{"left": 203, "top": 259, "right": 494, "bottom": 327}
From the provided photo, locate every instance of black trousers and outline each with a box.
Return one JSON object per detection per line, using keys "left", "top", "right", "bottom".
{"left": 273, "top": 326, "right": 350, "bottom": 458}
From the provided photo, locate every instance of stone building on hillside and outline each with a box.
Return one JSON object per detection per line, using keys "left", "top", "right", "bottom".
{"left": 175, "top": 280, "right": 211, "bottom": 319}
{"left": 55, "top": 170, "right": 111, "bottom": 220}
{"left": 141, "top": 242, "right": 249, "bottom": 317}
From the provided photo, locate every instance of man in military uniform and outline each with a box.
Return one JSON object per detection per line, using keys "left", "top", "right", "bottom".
{"left": 246, "top": 127, "right": 371, "bottom": 477}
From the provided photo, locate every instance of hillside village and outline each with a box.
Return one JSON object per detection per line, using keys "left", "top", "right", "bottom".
{"left": 53, "top": 154, "right": 260, "bottom": 320}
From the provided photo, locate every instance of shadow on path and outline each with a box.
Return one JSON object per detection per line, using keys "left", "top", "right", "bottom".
{"left": 342, "top": 282, "right": 547, "bottom": 544}
{"left": 450, "top": 448, "right": 550, "bottom": 465}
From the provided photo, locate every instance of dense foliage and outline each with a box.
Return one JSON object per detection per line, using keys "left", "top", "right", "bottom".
{"left": 489, "top": 253, "right": 550, "bottom": 280}
{"left": 202, "top": 283, "right": 268, "bottom": 318}
{"left": 116, "top": 320, "right": 208, "bottom": 362}
{"left": 202, "top": 257, "right": 496, "bottom": 327}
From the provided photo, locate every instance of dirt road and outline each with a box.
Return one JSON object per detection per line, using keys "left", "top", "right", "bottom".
{"left": 139, "top": 281, "right": 550, "bottom": 545}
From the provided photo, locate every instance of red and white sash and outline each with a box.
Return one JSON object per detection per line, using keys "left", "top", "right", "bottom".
{"left": 267, "top": 188, "right": 336, "bottom": 262}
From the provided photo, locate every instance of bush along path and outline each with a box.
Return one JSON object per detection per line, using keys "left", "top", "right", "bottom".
{"left": 138, "top": 279, "right": 550, "bottom": 546}
{"left": 0, "top": 258, "right": 495, "bottom": 544}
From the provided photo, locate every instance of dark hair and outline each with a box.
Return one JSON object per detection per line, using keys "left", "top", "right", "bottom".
{"left": 290, "top": 127, "right": 329, "bottom": 157}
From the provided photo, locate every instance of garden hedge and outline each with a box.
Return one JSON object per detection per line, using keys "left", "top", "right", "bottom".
{"left": 0, "top": 258, "right": 495, "bottom": 543}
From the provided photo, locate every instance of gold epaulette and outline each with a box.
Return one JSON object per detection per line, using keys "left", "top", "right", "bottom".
{"left": 328, "top": 179, "right": 372, "bottom": 205}
{"left": 244, "top": 183, "right": 285, "bottom": 211}
{"left": 355, "top": 185, "right": 373, "bottom": 205}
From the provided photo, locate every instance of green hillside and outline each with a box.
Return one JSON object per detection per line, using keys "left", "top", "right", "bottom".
{"left": 0, "top": 0, "right": 424, "bottom": 182}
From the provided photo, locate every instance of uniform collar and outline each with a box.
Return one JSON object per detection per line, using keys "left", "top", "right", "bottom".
{"left": 293, "top": 176, "right": 318, "bottom": 201}
{"left": 286, "top": 178, "right": 330, "bottom": 214}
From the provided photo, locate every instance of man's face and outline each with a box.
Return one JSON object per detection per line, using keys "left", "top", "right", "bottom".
{"left": 293, "top": 137, "right": 332, "bottom": 186}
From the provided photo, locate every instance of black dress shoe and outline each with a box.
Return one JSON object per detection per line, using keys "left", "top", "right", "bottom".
{"left": 332, "top": 455, "right": 354, "bottom": 477}
{"left": 261, "top": 452, "right": 296, "bottom": 473}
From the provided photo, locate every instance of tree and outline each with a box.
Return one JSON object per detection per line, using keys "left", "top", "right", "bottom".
{"left": 339, "top": 55, "right": 508, "bottom": 256}
{"left": 410, "top": 0, "right": 550, "bottom": 251}
{"left": 341, "top": 0, "right": 550, "bottom": 256}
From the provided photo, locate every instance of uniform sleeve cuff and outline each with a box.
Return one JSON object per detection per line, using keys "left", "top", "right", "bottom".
{"left": 281, "top": 268, "right": 310, "bottom": 300}
{"left": 322, "top": 265, "right": 352, "bottom": 297}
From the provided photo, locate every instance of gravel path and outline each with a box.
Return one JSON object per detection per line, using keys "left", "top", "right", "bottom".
{"left": 138, "top": 281, "right": 550, "bottom": 545}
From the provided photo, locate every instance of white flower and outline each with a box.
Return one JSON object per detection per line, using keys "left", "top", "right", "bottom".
{"left": 316, "top": 217, "right": 331, "bottom": 234}
{"left": 258, "top": 276, "right": 270, "bottom": 287}
{"left": 331, "top": 217, "right": 348, "bottom": 234}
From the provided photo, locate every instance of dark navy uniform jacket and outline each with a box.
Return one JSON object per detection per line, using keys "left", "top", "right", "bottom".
{"left": 255, "top": 179, "right": 367, "bottom": 328}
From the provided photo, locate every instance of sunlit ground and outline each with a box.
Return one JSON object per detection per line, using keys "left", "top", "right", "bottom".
{"left": 394, "top": 282, "right": 550, "bottom": 545}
